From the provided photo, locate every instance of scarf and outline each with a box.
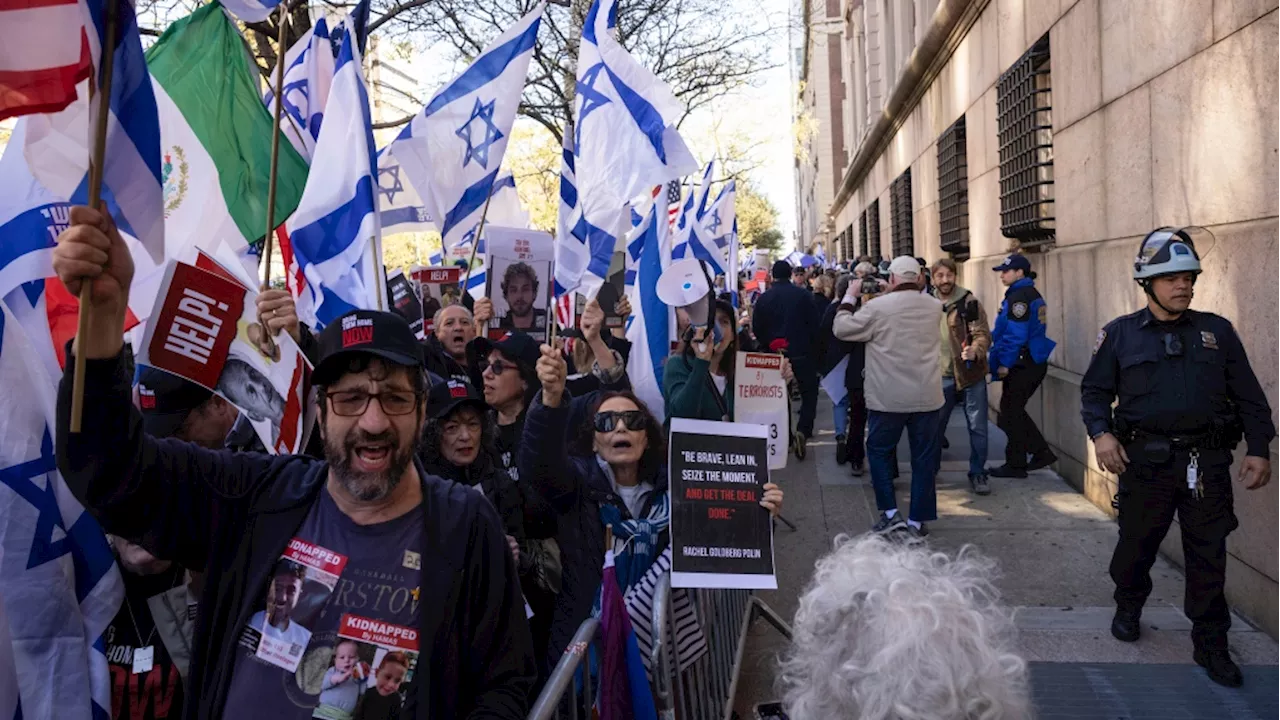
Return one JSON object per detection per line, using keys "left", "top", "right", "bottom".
{"left": 594, "top": 456, "right": 670, "bottom": 603}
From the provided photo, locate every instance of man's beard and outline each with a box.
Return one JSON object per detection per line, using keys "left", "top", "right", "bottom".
{"left": 325, "top": 425, "right": 416, "bottom": 502}
{"left": 510, "top": 300, "right": 532, "bottom": 317}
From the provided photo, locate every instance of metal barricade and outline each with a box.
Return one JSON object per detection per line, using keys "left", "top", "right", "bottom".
{"left": 527, "top": 618, "right": 600, "bottom": 720}
{"left": 650, "top": 574, "right": 793, "bottom": 720}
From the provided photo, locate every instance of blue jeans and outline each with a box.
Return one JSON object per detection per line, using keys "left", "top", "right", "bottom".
{"left": 937, "top": 377, "right": 990, "bottom": 477}
{"left": 833, "top": 394, "right": 850, "bottom": 437}
{"left": 866, "top": 409, "right": 941, "bottom": 522}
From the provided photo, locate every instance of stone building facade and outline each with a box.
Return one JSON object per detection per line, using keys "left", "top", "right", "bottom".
{"left": 793, "top": 0, "right": 1279, "bottom": 635}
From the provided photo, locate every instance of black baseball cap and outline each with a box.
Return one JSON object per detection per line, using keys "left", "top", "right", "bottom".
{"left": 469, "top": 329, "right": 541, "bottom": 371}
{"left": 313, "top": 309, "right": 425, "bottom": 386}
{"left": 992, "top": 254, "right": 1032, "bottom": 273}
{"left": 427, "top": 378, "right": 486, "bottom": 420}
{"left": 136, "top": 365, "right": 214, "bottom": 439}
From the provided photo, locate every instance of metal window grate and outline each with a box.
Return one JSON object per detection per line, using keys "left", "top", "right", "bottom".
{"left": 867, "top": 199, "right": 881, "bottom": 258}
{"left": 890, "top": 169, "right": 913, "bottom": 258}
{"left": 996, "top": 34, "right": 1054, "bottom": 244}
{"left": 858, "top": 210, "right": 869, "bottom": 259}
{"left": 937, "top": 115, "right": 970, "bottom": 259}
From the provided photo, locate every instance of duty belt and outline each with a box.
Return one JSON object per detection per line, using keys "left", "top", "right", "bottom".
{"left": 1127, "top": 428, "right": 1221, "bottom": 451}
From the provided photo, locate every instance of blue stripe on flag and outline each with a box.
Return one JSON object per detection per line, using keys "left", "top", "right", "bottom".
{"left": 289, "top": 175, "right": 377, "bottom": 266}
{"left": 0, "top": 205, "right": 62, "bottom": 268}
{"left": 601, "top": 63, "right": 669, "bottom": 164}
{"left": 571, "top": 214, "right": 616, "bottom": 279}
{"left": 420, "top": 19, "right": 540, "bottom": 118}
{"left": 84, "top": 0, "right": 162, "bottom": 188}
{"left": 440, "top": 168, "right": 500, "bottom": 239}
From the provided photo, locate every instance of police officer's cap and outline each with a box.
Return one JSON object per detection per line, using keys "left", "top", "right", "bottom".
{"left": 1133, "top": 226, "right": 1212, "bottom": 281}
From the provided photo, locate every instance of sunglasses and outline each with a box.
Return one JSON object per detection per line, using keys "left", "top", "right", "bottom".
{"left": 479, "top": 358, "right": 516, "bottom": 376}
{"left": 593, "top": 410, "right": 647, "bottom": 433}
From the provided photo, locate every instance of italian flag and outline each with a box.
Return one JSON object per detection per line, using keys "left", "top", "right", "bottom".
{"left": 143, "top": 1, "right": 309, "bottom": 282}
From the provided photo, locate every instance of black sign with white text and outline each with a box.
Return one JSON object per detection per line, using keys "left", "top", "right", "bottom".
{"left": 668, "top": 418, "right": 777, "bottom": 590}
{"left": 387, "top": 269, "right": 425, "bottom": 339}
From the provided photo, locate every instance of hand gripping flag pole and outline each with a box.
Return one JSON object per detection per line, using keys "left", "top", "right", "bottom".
{"left": 71, "top": 0, "right": 121, "bottom": 433}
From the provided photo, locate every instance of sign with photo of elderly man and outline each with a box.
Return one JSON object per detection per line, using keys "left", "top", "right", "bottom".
{"left": 139, "top": 255, "right": 313, "bottom": 455}
{"left": 485, "top": 226, "right": 553, "bottom": 342}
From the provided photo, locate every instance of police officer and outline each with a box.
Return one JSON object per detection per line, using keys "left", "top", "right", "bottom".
{"left": 1081, "top": 227, "right": 1275, "bottom": 688}
{"left": 988, "top": 254, "right": 1057, "bottom": 477}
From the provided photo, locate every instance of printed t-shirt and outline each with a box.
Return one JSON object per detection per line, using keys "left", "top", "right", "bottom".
{"left": 223, "top": 487, "right": 425, "bottom": 719}
{"left": 105, "top": 569, "right": 187, "bottom": 720}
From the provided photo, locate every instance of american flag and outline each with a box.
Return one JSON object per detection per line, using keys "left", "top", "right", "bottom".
{"left": 0, "top": 0, "right": 91, "bottom": 121}
{"left": 665, "top": 180, "right": 682, "bottom": 230}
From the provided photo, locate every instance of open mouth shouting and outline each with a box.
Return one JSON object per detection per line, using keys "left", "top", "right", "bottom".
{"left": 352, "top": 439, "right": 394, "bottom": 473}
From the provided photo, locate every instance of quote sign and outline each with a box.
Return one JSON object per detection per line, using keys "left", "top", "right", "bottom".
{"left": 668, "top": 418, "right": 776, "bottom": 590}
{"left": 732, "top": 352, "right": 789, "bottom": 470}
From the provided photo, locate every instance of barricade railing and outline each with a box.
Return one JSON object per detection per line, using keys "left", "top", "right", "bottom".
{"left": 527, "top": 618, "right": 600, "bottom": 720}
{"left": 650, "top": 573, "right": 793, "bottom": 720}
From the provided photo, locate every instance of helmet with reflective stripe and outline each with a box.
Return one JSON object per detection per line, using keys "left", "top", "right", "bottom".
{"left": 1133, "top": 226, "right": 1204, "bottom": 281}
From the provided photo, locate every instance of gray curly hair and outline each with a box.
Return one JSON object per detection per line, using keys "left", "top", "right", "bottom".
{"left": 779, "top": 534, "right": 1030, "bottom": 720}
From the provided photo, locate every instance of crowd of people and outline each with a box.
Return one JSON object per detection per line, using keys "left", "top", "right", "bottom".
{"left": 49, "top": 204, "right": 1273, "bottom": 719}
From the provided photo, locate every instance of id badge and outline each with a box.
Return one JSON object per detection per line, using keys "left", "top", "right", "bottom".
{"left": 132, "top": 645, "right": 154, "bottom": 674}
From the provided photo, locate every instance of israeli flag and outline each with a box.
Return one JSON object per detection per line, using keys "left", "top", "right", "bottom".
{"left": 264, "top": 17, "right": 335, "bottom": 161}
{"left": 624, "top": 199, "right": 671, "bottom": 424}
{"left": 23, "top": 0, "right": 164, "bottom": 263}
{"left": 376, "top": 145, "right": 434, "bottom": 235}
{"left": 711, "top": 180, "right": 739, "bottom": 306}
{"left": 555, "top": 0, "right": 697, "bottom": 301}
{"left": 219, "top": 0, "right": 282, "bottom": 23}
{"left": 285, "top": 24, "right": 383, "bottom": 328}
{"left": 0, "top": 299, "right": 124, "bottom": 720}
{"left": 388, "top": 4, "right": 543, "bottom": 255}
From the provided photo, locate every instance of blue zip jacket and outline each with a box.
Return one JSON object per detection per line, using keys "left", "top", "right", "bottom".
{"left": 989, "top": 277, "right": 1056, "bottom": 376}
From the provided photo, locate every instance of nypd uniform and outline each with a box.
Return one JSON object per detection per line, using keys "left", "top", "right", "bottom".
{"left": 1080, "top": 227, "right": 1275, "bottom": 688}
{"left": 988, "top": 254, "right": 1057, "bottom": 474}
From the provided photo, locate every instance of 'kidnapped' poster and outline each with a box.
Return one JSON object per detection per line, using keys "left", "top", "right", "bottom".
{"left": 668, "top": 418, "right": 776, "bottom": 590}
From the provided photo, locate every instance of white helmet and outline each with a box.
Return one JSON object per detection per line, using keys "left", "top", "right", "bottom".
{"left": 1133, "top": 226, "right": 1208, "bottom": 282}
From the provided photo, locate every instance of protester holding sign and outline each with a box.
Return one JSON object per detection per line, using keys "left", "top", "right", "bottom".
{"left": 564, "top": 298, "right": 630, "bottom": 398}
{"left": 51, "top": 206, "right": 535, "bottom": 719}
{"left": 518, "top": 345, "right": 784, "bottom": 668}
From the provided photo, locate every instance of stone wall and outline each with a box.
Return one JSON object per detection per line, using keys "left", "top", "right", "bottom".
{"left": 827, "top": 0, "right": 1279, "bottom": 635}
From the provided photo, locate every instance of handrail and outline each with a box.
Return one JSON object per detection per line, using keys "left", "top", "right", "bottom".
{"left": 527, "top": 617, "right": 600, "bottom": 720}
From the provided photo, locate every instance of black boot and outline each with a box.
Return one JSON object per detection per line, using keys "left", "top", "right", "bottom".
{"left": 988, "top": 464, "right": 1028, "bottom": 479}
{"left": 1194, "top": 645, "right": 1243, "bottom": 688}
{"left": 1110, "top": 607, "right": 1141, "bottom": 643}
{"left": 1027, "top": 450, "right": 1058, "bottom": 472}
{"left": 835, "top": 434, "right": 848, "bottom": 465}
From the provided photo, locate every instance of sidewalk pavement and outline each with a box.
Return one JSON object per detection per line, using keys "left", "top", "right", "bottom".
{"left": 732, "top": 394, "right": 1278, "bottom": 719}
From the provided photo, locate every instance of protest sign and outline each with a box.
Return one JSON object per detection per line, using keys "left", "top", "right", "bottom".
{"left": 732, "top": 352, "right": 789, "bottom": 470}
{"left": 386, "top": 268, "right": 425, "bottom": 339}
{"left": 139, "top": 259, "right": 313, "bottom": 454}
{"left": 820, "top": 355, "right": 849, "bottom": 405}
{"left": 484, "top": 226, "right": 552, "bottom": 342}
{"left": 411, "top": 266, "right": 463, "bottom": 334}
{"left": 668, "top": 418, "right": 776, "bottom": 590}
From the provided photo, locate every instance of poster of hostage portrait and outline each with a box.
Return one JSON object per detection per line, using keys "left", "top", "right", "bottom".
{"left": 239, "top": 538, "right": 348, "bottom": 675}
{"left": 410, "top": 266, "right": 463, "bottom": 335}
{"left": 668, "top": 418, "right": 777, "bottom": 590}
{"left": 485, "top": 226, "right": 553, "bottom": 342}
{"left": 139, "top": 257, "right": 314, "bottom": 455}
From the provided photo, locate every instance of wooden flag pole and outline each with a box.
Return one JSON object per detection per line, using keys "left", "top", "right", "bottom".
{"left": 70, "top": 0, "right": 121, "bottom": 433}
{"left": 255, "top": 5, "right": 290, "bottom": 358}
{"left": 460, "top": 185, "right": 497, "bottom": 295}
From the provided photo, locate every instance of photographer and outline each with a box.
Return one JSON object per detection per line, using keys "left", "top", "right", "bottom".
{"left": 931, "top": 259, "right": 993, "bottom": 495}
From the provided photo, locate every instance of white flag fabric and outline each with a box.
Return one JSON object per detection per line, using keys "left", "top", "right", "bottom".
{"left": 671, "top": 160, "right": 712, "bottom": 260}
{"left": 218, "top": 0, "right": 281, "bottom": 22}
{"left": 555, "top": 0, "right": 697, "bottom": 301}
{"left": 624, "top": 196, "right": 672, "bottom": 424}
{"left": 0, "top": 299, "right": 124, "bottom": 720}
{"left": 388, "top": 4, "right": 543, "bottom": 254}
{"left": 23, "top": 0, "right": 164, "bottom": 263}
{"left": 264, "top": 17, "right": 335, "bottom": 161}
{"left": 284, "top": 24, "right": 383, "bottom": 328}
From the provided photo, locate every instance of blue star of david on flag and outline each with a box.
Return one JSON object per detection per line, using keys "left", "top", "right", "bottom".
{"left": 574, "top": 63, "right": 611, "bottom": 154}
{"left": 456, "top": 98, "right": 505, "bottom": 169}
{"left": 707, "top": 208, "right": 722, "bottom": 235}
{"left": 378, "top": 165, "right": 405, "bottom": 204}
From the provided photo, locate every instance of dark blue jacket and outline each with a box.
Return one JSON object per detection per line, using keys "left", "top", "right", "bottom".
{"left": 817, "top": 300, "right": 865, "bottom": 392}
{"left": 752, "top": 282, "right": 821, "bottom": 358}
{"left": 517, "top": 394, "right": 669, "bottom": 669}
{"left": 57, "top": 350, "right": 535, "bottom": 720}
{"left": 989, "top": 277, "right": 1056, "bottom": 374}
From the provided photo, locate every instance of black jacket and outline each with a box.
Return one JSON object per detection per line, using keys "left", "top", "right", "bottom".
{"left": 516, "top": 394, "right": 669, "bottom": 668}
{"left": 818, "top": 300, "right": 865, "bottom": 392}
{"left": 752, "top": 282, "right": 821, "bottom": 358}
{"left": 56, "top": 350, "right": 535, "bottom": 720}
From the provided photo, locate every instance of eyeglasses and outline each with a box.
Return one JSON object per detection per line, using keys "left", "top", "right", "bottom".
{"left": 326, "top": 390, "right": 421, "bottom": 417}
{"left": 593, "top": 410, "right": 647, "bottom": 433}
{"left": 479, "top": 359, "right": 516, "bottom": 376}
{"left": 1163, "top": 332, "right": 1184, "bottom": 357}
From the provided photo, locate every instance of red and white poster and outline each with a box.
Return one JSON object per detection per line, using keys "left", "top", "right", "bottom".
{"left": 411, "top": 266, "right": 463, "bottom": 335}
{"left": 241, "top": 538, "right": 348, "bottom": 674}
{"left": 311, "top": 615, "right": 420, "bottom": 718}
{"left": 138, "top": 258, "right": 314, "bottom": 454}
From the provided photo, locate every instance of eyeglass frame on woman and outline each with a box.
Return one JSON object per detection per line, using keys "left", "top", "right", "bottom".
{"left": 325, "top": 389, "right": 422, "bottom": 417}
{"left": 593, "top": 410, "right": 647, "bottom": 433}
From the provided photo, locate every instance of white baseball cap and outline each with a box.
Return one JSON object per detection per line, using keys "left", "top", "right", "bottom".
{"left": 888, "top": 255, "right": 921, "bottom": 280}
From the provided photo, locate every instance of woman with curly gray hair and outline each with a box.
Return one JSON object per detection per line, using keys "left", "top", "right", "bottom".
{"left": 779, "top": 534, "right": 1031, "bottom": 719}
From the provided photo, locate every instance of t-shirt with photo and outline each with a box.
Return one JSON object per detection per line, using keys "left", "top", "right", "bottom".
{"left": 222, "top": 487, "right": 424, "bottom": 717}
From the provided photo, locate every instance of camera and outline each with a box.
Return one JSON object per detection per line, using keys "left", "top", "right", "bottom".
{"left": 859, "top": 277, "right": 880, "bottom": 295}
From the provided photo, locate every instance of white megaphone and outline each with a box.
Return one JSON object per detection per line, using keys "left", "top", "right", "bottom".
{"left": 656, "top": 258, "right": 721, "bottom": 347}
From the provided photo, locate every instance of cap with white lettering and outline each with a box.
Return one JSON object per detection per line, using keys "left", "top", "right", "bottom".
{"left": 313, "top": 310, "right": 424, "bottom": 386}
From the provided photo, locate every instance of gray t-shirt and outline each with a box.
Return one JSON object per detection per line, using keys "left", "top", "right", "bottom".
{"left": 223, "top": 487, "right": 424, "bottom": 718}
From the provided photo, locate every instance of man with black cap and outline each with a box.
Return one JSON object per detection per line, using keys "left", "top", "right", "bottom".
{"left": 52, "top": 205, "right": 534, "bottom": 719}
{"left": 988, "top": 253, "right": 1057, "bottom": 478}
{"left": 752, "top": 259, "right": 822, "bottom": 457}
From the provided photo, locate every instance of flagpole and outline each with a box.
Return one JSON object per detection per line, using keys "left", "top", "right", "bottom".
{"left": 259, "top": 6, "right": 290, "bottom": 291}
{"left": 70, "top": 0, "right": 120, "bottom": 434}
{"left": 461, "top": 185, "right": 496, "bottom": 292}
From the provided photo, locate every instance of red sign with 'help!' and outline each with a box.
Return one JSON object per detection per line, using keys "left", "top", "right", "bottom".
{"left": 146, "top": 263, "right": 246, "bottom": 390}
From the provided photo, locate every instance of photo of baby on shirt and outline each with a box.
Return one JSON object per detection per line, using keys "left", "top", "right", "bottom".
{"left": 313, "top": 615, "right": 419, "bottom": 720}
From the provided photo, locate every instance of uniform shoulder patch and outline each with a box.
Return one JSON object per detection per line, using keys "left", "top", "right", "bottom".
{"left": 1011, "top": 301, "right": 1029, "bottom": 319}
{"left": 1037, "top": 304, "right": 1047, "bottom": 325}
{"left": 1092, "top": 329, "right": 1106, "bottom": 354}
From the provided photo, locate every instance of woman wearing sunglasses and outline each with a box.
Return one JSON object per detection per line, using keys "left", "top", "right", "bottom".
{"left": 519, "top": 344, "right": 784, "bottom": 669}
